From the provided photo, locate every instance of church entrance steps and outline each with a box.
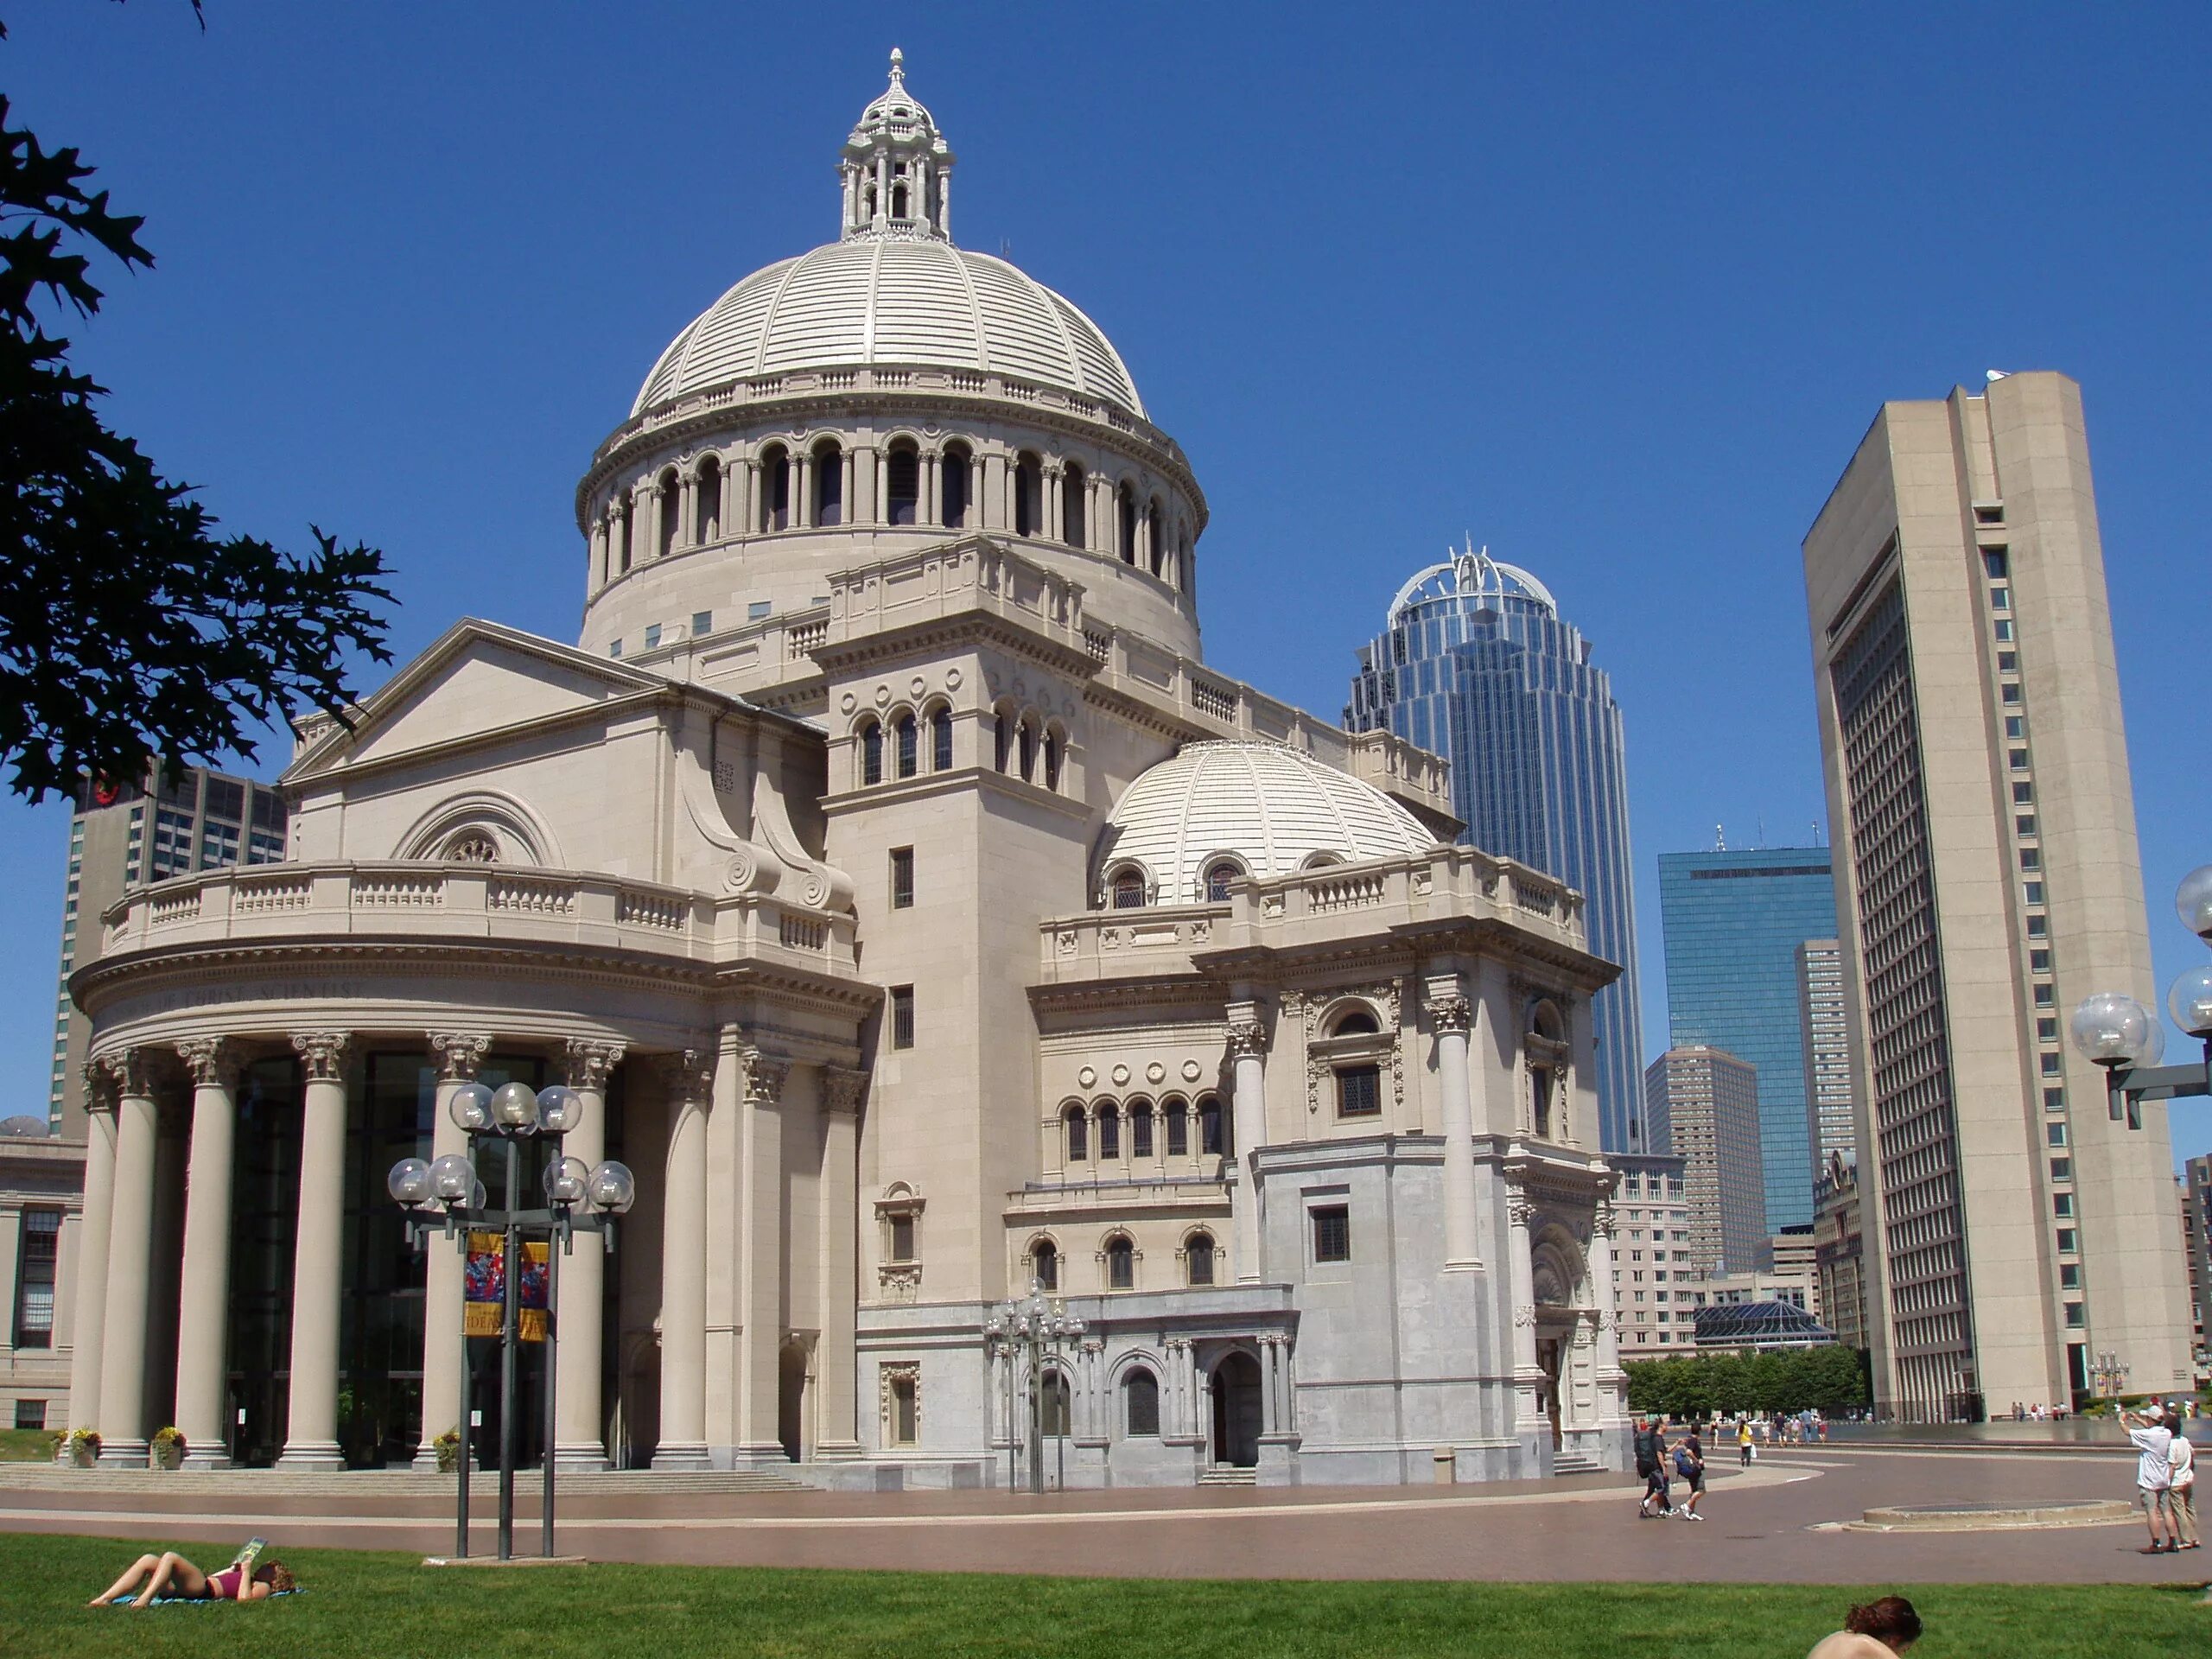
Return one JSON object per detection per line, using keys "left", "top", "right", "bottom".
{"left": 1550, "top": 1452, "right": 1605, "bottom": 1477}
{"left": 1198, "top": 1466, "right": 1256, "bottom": 1486}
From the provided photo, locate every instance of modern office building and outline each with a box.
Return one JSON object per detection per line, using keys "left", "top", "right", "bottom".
{"left": 48, "top": 767, "right": 288, "bottom": 1136}
{"left": 1814, "top": 1151, "right": 1868, "bottom": 1355}
{"left": 1797, "top": 938, "right": 1856, "bottom": 1178}
{"left": 1607, "top": 1153, "right": 1693, "bottom": 1359}
{"left": 1643, "top": 1046, "right": 1765, "bottom": 1276}
{"left": 2183, "top": 1158, "right": 2211, "bottom": 1375}
{"left": 1346, "top": 545, "right": 1645, "bottom": 1154}
{"left": 1802, "top": 369, "right": 2192, "bottom": 1419}
{"left": 1656, "top": 847, "right": 1837, "bottom": 1232}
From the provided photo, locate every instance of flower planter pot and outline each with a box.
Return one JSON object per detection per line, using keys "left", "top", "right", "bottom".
{"left": 149, "top": 1445, "right": 182, "bottom": 1471}
{"left": 68, "top": 1444, "right": 99, "bottom": 1469}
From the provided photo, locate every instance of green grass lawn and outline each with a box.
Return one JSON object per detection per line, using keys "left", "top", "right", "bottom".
{"left": 0, "top": 1428, "right": 60, "bottom": 1461}
{"left": 1, "top": 1529, "right": 2204, "bottom": 1659}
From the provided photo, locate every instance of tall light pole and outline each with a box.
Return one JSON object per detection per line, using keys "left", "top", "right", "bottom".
{"left": 387, "top": 1079, "right": 635, "bottom": 1560}
{"left": 982, "top": 1280, "right": 1084, "bottom": 1495}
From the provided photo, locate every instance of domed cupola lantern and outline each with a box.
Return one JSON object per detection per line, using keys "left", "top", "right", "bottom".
{"left": 842, "top": 48, "right": 954, "bottom": 242}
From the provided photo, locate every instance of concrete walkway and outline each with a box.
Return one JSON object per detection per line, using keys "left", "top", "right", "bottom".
{"left": 3, "top": 1447, "right": 2205, "bottom": 1586}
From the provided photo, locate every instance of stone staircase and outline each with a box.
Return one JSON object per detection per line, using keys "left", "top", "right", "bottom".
{"left": 1198, "top": 1465, "right": 1256, "bottom": 1487}
{"left": 1550, "top": 1451, "right": 1605, "bottom": 1478}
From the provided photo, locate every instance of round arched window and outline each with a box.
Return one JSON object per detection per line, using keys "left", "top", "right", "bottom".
{"left": 1205, "top": 861, "right": 1241, "bottom": 902}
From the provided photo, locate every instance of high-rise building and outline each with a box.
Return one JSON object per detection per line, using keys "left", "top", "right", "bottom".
{"left": 1802, "top": 368, "right": 2192, "bottom": 1420}
{"left": 1797, "top": 938, "right": 1856, "bottom": 1178}
{"left": 1606, "top": 1152, "right": 1694, "bottom": 1359}
{"left": 1347, "top": 544, "right": 1645, "bottom": 1152}
{"left": 1814, "top": 1151, "right": 1868, "bottom": 1355}
{"left": 1643, "top": 1046, "right": 1765, "bottom": 1275}
{"left": 1656, "top": 847, "right": 1838, "bottom": 1230}
{"left": 49, "top": 767, "right": 287, "bottom": 1135}
{"left": 2183, "top": 1158, "right": 2211, "bottom": 1374}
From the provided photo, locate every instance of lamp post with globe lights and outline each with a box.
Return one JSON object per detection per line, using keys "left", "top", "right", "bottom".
{"left": 982, "top": 1280, "right": 1084, "bottom": 1494}
{"left": 2070, "top": 863, "right": 2212, "bottom": 1129}
{"left": 387, "top": 1078, "right": 634, "bottom": 1561}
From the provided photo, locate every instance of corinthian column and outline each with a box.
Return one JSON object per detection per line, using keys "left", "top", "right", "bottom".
{"left": 735, "top": 1047, "right": 791, "bottom": 1463}
{"left": 171, "top": 1038, "right": 239, "bottom": 1467}
{"left": 556, "top": 1038, "right": 625, "bottom": 1470}
{"left": 96, "top": 1048, "right": 161, "bottom": 1464}
{"left": 654, "top": 1048, "right": 714, "bottom": 1469}
{"left": 280, "top": 1031, "right": 350, "bottom": 1468}
{"left": 66, "top": 1077, "right": 118, "bottom": 1443}
{"left": 815, "top": 1065, "right": 865, "bottom": 1459}
{"left": 414, "top": 1031, "right": 490, "bottom": 1468}
{"left": 1427, "top": 980, "right": 1482, "bottom": 1271}
{"left": 1589, "top": 1198, "right": 1627, "bottom": 1416}
{"left": 1226, "top": 1014, "right": 1267, "bottom": 1285}
{"left": 1503, "top": 1180, "right": 1547, "bottom": 1447}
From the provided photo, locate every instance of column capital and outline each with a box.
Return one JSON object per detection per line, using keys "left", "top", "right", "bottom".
{"left": 1592, "top": 1198, "right": 1615, "bottom": 1239}
{"left": 656, "top": 1046, "right": 715, "bottom": 1105}
{"left": 290, "top": 1031, "right": 351, "bottom": 1082}
{"left": 174, "top": 1036, "right": 241, "bottom": 1090}
{"left": 83, "top": 1057, "right": 121, "bottom": 1113}
{"left": 1506, "top": 1193, "right": 1536, "bottom": 1230}
{"left": 822, "top": 1065, "right": 868, "bottom": 1116}
{"left": 91, "top": 1045, "right": 160, "bottom": 1098}
{"left": 427, "top": 1031, "right": 492, "bottom": 1082}
{"left": 563, "top": 1038, "right": 628, "bottom": 1090}
{"left": 743, "top": 1048, "right": 791, "bottom": 1107}
{"left": 1225, "top": 1020, "right": 1268, "bottom": 1059}
{"left": 1428, "top": 993, "right": 1474, "bottom": 1035}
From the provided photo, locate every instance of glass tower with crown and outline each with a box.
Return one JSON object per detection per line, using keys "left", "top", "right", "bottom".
{"left": 1347, "top": 544, "right": 1647, "bottom": 1154}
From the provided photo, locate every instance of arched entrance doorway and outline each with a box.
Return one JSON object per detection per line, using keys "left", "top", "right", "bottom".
{"left": 1211, "top": 1351, "right": 1262, "bottom": 1467}
{"left": 778, "top": 1339, "right": 810, "bottom": 1463}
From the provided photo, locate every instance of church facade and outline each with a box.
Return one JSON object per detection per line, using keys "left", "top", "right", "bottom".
{"left": 65, "top": 57, "right": 1629, "bottom": 1487}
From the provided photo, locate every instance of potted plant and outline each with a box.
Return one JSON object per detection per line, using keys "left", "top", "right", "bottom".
{"left": 67, "top": 1427, "right": 101, "bottom": 1469}
{"left": 432, "top": 1427, "right": 461, "bottom": 1474}
{"left": 149, "top": 1427, "right": 187, "bottom": 1471}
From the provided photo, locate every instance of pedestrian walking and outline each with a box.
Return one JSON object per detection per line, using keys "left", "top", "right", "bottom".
{"left": 1738, "top": 1416, "right": 1755, "bottom": 1467}
{"left": 1673, "top": 1423, "right": 1707, "bottom": 1520}
{"left": 2167, "top": 1404, "right": 2199, "bottom": 1551}
{"left": 2120, "top": 1402, "right": 2179, "bottom": 1554}
{"left": 1632, "top": 1414, "right": 1671, "bottom": 1518}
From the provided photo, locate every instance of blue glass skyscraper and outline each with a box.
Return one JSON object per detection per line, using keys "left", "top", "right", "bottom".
{"left": 1656, "top": 847, "right": 1838, "bottom": 1232}
{"left": 1346, "top": 544, "right": 1646, "bottom": 1153}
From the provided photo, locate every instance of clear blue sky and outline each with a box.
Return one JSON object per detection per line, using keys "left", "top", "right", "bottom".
{"left": 5, "top": 3, "right": 2209, "bottom": 1166}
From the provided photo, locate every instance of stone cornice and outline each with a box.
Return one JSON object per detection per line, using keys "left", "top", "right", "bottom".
{"left": 812, "top": 607, "right": 1101, "bottom": 685}
{"left": 1027, "top": 974, "right": 1221, "bottom": 1020}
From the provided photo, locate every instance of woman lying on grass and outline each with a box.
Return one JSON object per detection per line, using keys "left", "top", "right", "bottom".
{"left": 87, "top": 1548, "right": 295, "bottom": 1606}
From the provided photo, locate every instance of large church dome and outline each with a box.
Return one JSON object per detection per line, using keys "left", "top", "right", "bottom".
{"left": 1096, "top": 741, "right": 1439, "bottom": 906}
{"left": 632, "top": 240, "right": 1144, "bottom": 421}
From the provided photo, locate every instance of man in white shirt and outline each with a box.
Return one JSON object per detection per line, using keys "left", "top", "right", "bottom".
{"left": 2121, "top": 1402, "right": 2177, "bottom": 1554}
{"left": 2165, "top": 1402, "right": 2199, "bottom": 1551}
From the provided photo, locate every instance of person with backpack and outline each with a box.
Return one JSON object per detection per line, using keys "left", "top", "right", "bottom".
{"left": 1672, "top": 1422, "right": 1707, "bottom": 1520}
{"left": 1632, "top": 1414, "right": 1671, "bottom": 1517}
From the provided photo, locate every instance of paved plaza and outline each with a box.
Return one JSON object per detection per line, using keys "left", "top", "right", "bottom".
{"left": 3, "top": 1446, "right": 2206, "bottom": 1586}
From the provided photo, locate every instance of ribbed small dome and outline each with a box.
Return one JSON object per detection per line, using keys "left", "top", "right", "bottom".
{"left": 631, "top": 238, "right": 1145, "bottom": 419}
{"left": 1096, "top": 742, "right": 1437, "bottom": 906}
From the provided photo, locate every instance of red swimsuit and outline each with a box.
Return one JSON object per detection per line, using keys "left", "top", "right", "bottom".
{"left": 206, "top": 1567, "right": 244, "bottom": 1599}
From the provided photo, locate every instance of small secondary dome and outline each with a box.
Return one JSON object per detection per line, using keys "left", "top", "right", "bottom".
{"left": 631, "top": 50, "right": 1144, "bottom": 420}
{"left": 1096, "top": 741, "right": 1438, "bottom": 906}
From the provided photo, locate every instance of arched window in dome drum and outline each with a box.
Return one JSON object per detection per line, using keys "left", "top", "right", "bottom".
{"left": 940, "top": 446, "right": 970, "bottom": 529}
{"left": 1017, "top": 719, "right": 1036, "bottom": 781}
{"left": 1063, "top": 1105, "right": 1087, "bottom": 1164}
{"left": 814, "top": 441, "right": 844, "bottom": 527}
{"left": 1062, "top": 462, "right": 1086, "bottom": 548}
{"left": 1042, "top": 728, "right": 1062, "bottom": 791}
{"left": 994, "top": 710, "right": 1009, "bottom": 772}
{"left": 1097, "top": 1103, "right": 1120, "bottom": 1161}
{"left": 893, "top": 711, "right": 918, "bottom": 779}
{"left": 1129, "top": 1100, "right": 1153, "bottom": 1158}
{"left": 859, "top": 721, "right": 882, "bottom": 786}
{"left": 1110, "top": 868, "right": 1143, "bottom": 910}
{"left": 760, "top": 447, "right": 790, "bottom": 532}
{"left": 1014, "top": 454, "right": 1042, "bottom": 537}
{"left": 886, "top": 442, "right": 920, "bottom": 525}
{"left": 1165, "top": 1096, "right": 1189, "bottom": 1157}
{"left": 696, "top": 456, "right": 721, "bottom": 543}
{"left": 658, "top": 469, "right": 680, "bottom": 558}
{"left": 1205, "top": 861, "right": 1240, "bottom": 903}
{"left": 1117, "top": 485, "right": 1137, "bottom": 565}
{"left": 931, "top": 705, "right": 953, "bottom": 772}
{"left": 1147, "top": 502, "right": 1165, "bottom": 575}
{"left": 1198, "top": 1093, "right": 1226, "bottom": 1156}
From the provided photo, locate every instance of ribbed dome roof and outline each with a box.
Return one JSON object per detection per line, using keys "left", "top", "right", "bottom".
{"left": 1097, "top": 742, "right": 1437, "bottom": 906}
{"left": 631, "top": 238, "right": 1145, "bottom": 419}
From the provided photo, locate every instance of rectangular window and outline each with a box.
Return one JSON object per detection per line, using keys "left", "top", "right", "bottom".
{"left": 2063, "top": 1301, "right": 2085, "bottom": 1329}
{"left": 1993, "top": 618, "right": 2014, "bottom": 641}
{"left": 643, "top": 623, "right": 662, "bottom": 650}
{"left": 2009, "top": 748, "right": 2030, "bottom": 772}
{"left": 2050, "top": 1158, "right": 2072, "bottom": 1182}
{"left": 1335, "top": 1064, "right": 1381, "bottom": 1117}
{"left": 2020, "top": 847, "right": 2041, "bottom": 870}
{"left": 2040, "top": 1052, "right": 2062, "bottom": 1077}
{"left": 2004, "top": 715, "right": 2027, "bottom": 741}
{"left": 888, "top": 1215, "right": 915, "bottom": 1262}
{"left": 2002, "top": 683, "right": 2023, "bottom": 705}
{"left": 2027, "top": 914, "right": 2048, "bottom": 938}
{"left": 1997, "top": 651, "right": 2018, "bottom": 671}
{"left": 200, "top": 820, "right": 240, "bottom": 868}
{"left": 1312, "top": 1205, "right": 1351, "bottom": 1263}
{"left": 12, "top": 1208, "right": 59, "bottom": 1349}
{"left": 2058, "top": 1263, "right": 2081, "bottom": 1289}
{"left": 2034, "top": 982, "right": 2055, "bottom": 1007}
{"left": 2056, "top": 1228, "right": 2077, "bottom": 1253}
{"left": 1989, "top": 587, "right": 2011, "bottom": 611}
{"left": 2047, "top": 1122, "right": 2068, "bottom": 1147}
{"left": 11, "top": 1400, "right": 42, "bottom": 1431}
{"left": 748, "top": 600, "right": 772, "bottom": 621}
{"left": 2037, "top": 1018, "right": 2058, "bottom": 1042}
{"left": 890, "top": 985, "right": 914, "bottom": 1050}
{"left": 692, "top": 610, "right": 713, "bottom": 637}
{"left": 888, "top": 1373, "right": 918, "bottom": 1446}
{"left": 890, "top": 847, "right": 914, "bottom": 910}
{"left": 247, "top": 830, "right": 285, "bottom": 864}
{"left": 2013, "top": 782, "right": 2034, "bottom": 804}
{"left": 2044, "top": 1087, "right": 2065, "bottom": 1111}
{"left": 2017, "top": 814, "right": 2037, "bottom": 836}
{"left": 2024, "top": 881, "right": 2044, "bottom": 905}
{"left": 2052, "top": 1192, "right": 2075, "bottom": 1218}
{"left": 2031, "top": 950, "right": 2052, "bottom": 973}
{"left": 1982, "top": 544, "right": 2009, "bottom": 574}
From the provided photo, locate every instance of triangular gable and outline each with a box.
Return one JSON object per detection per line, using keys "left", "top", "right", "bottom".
{"left": 286, "top": 620, "right": 665, "bottom": 783}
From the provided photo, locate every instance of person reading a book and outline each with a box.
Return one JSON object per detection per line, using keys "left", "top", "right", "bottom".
{"left": 88, "top": 1542, "right": 294, "bottom": 1607}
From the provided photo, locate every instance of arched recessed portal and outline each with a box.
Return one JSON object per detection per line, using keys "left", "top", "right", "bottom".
{"left": 1211, "top": 1350, "right": 1262, "bottom": 1467}
{"left": 778, "top": 1338, "right": 810, "bottom": 1462}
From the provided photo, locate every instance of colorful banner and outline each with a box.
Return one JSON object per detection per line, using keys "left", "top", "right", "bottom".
{"left": 463, "top": 1232, "right": 550, "bottom": 1341}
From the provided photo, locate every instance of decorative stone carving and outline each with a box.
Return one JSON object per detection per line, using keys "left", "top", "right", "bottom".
{"left": 92, "top": 1046, "right": 158, "bottom": 1098}
{"left": 289, "top": 1031, "right": 350, "bottom": 1082}
{"left": 428, "top": 1031, "right": 492, "bottom": 1083}
{"left": 1506, "top": 1194, "right": 1535, "bottom": 1230}
{"left": 877, "top": 1263, "right": 922, "bottom": 1302}
{"left": 657, "top": 1047, "right": 715, "bottom": 1105}
{"left": 563, "top": 1039, "right": 627, "bottom": 1090}
{"left": 173, "top": 1037, "right": 240, "bottom": 1090}
{"left": 743, "top": 1049, "right": 791, "bottom": 1106}
{"left": 1428, "top": 994, "right": 1473, "bottom": 1036}
{"left": 1225, "top": 1020, "right": 1268, "bottom": 1059}
{"left": 822, "top": 1065, "right": 867, "bottom": 1116}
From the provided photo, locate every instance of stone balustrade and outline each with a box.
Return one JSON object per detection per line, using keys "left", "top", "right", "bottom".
{"left": 99, "top": 861, "right": 858, "bottom": 976}
{"left": 1038, "top": 847, "right": 1589, "bottom": 981}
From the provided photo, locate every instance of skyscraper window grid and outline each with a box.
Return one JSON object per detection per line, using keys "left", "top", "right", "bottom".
{"left": 1347, "top": 544, "right": 1645, "bottom": 1153}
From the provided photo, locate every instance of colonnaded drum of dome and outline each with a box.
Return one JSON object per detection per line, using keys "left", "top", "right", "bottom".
{"left": 64, "top": 49, "right": 1628, "bottom": 1490}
